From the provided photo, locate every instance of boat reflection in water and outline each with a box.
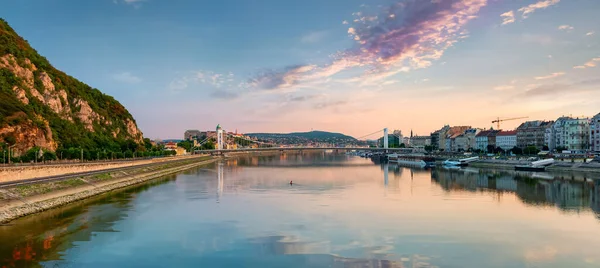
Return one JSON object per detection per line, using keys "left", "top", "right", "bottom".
{"left": 387, "top": 154, "right": 436, "bottom": 168}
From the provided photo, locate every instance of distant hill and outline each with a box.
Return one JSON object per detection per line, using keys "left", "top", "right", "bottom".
{"left": 246, "top": 131, "right": 360, "bottom": 146}
{"left": 0, "top": 18, "right": 143, "bottom": 156}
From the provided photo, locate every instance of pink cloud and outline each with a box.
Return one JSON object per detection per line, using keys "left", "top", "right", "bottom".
{"left": 251, "top": 0, "right": 488, "bottom": 90}
{"left": 500, "top": 11, "right": 515, "bottom": 25}
{"left": 518, "top": 0, "right": 560, "bottom": 18}
{"left": 534, "top": 72, "right": 565, "bottom": 80}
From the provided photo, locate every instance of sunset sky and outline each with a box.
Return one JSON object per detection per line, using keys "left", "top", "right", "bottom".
{"left": 2, "top": 0, "right": 599, "bottom": 139}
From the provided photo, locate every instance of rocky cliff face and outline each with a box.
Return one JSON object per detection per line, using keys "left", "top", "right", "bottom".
{"left": 0, "top": 19, "right": 143, "bottom": 156}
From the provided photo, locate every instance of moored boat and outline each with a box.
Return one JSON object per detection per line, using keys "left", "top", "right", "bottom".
{"left": 443, "top": 156, "right": 479, "bottom": 167}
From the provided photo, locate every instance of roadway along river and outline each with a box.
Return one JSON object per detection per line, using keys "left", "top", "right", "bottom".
{"left": 1, "top": 152, "right": 600, "bottom": 267}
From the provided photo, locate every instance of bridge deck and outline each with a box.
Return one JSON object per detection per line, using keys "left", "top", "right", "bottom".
{"left": 196, "top": 147, "right": 415, "bottom": 153}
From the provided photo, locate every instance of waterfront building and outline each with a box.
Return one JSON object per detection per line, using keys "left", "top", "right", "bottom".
{"left": 434, "top": 125, "right": 451, "bottom": 151}
{"left": 443, "top": 126, "right": 471, "bottom": 152}
{"left": 590, "top": 113, "right": 600, "bottom": 152}
{"left": 165, "top": 141, "right": 178, "bottom": 150}
{"left": 430, "top": 129, "right": 441, "bottom": 150}
{"left": 496, "top": 130, "right": 517, "bottom": 151}
{"left": 547, "top": 116, "right": 590, "bottom": 152}
{"left": 402, "top": 137, "right": 411, "bottom": 146}
{"left": 410, "top": 135, "right": 431, "bottom": 149}
{"left": 452, "top": 128, "right": 480, "bottom": 152}
{"left": 378, "top": 134, "right": 401, "bottom": 148}
{"left": 487, "top": 130, "right": 500, "bottom": 151}
{"left": 476, "top": 130, "right": 493, "bottom": 151}
{"left": 516, "top": 121, "right": 553, "bottom": 149}
{"left": 184, "top": 130, "right": 203, "bottom": 141}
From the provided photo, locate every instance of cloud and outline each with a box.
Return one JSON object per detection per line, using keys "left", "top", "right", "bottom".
{"left": 210, "top": 90, "right": 239, "bottom": 100}
{"left": 249, "top": 0, "right": 488, "bottom": 90}
{"left": 518, "top": 0, "right": 560, "bottom": 19}
{"left": 534, "top": 72, "right": 565, "bottom": 80}
{"left": 288, "top": 94, "right": 321, "bottom": 102}
{"left": 521, "top": 78, "right": 600, "bottom": 98}
{"left": 342, "top": 20, "right": 349, "bottom": 25}
{"left": 112, "top": 72, "right": 142, "bottom": 84}
{"left": 493, "top": 85, "right": 514, "bottom": 91}
{"left": 114, "top": 0, "right": 145, "bottom": 7}
{"left": 248, "top": 65, "right": 316, "bottom": 90}
{"left": 557, "top": 25, "right": 573, "bottom": 31}
{"left": 301, "top": 31, "right": 328, "bottom": 44}
{"left": 169, "top": 70, "right": 237, "bottom": 93}
{"left": 586, "top": 31, "right": 595, "bottom": 36}
{"left": 573, "top": 57, "right": 600, "bottom": 69}
{"left": 500, "top": 11, "right": 515, "bottom": 25}
{"left": 313, "top": 100, "right": 348, "bottom": 109}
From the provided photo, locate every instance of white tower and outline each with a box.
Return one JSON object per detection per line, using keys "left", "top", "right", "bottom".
{"left": 383, "top": 128, "right": 389, "bottom": 149}
{"left": 217, "top": 124, "right": 224, "bottom": 150}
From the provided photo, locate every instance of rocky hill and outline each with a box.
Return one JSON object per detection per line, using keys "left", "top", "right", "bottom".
{"left": 246, "top": 131, "right": 360, "bottom": 146}
{"left": 0, "top": 18, "right": 143, "bottom": 157}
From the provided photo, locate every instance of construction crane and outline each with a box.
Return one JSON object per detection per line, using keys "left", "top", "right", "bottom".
{"left": 492, "top": 116, "right": 529, "bottom": 129}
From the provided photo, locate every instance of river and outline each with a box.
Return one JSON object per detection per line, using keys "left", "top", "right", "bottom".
{"left": 1, "top": 152, "right": 600, "bottom": 267}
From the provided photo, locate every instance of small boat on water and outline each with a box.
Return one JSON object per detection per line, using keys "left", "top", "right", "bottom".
{"left": 388, "top": 154, "right": 436, "bottom": 168}
{"left": 514, "top": 158, "right": 554, "bottom": 172}
{"left": 443, "top": 156, "right": 479, "bottom": 167}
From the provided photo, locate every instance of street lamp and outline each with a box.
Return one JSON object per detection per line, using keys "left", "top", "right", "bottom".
{"left": 8, "top": 144, "right": 16, "bottom": 164}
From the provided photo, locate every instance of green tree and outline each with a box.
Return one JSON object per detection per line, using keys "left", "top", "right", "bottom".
{"left": 523, "top": 146, "right": 540, "bottom": 155}
{"left": 399, "top": 143, "right": 406, "bottom": 148}
{"left": 177, "top": 141, "right": 193, "bottom": 152}
{"left": 424, "top": 145, "right": 434, "bottom": 152}
{"left": 510, "top": 146, "right": 523, "bottom": 155}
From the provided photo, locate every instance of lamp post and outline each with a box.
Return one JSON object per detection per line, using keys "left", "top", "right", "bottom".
{"left": 8, "top": 144, "right": 16, "bottom": 164}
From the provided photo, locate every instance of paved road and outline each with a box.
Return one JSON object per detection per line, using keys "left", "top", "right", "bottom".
{"left": 0, "top": 156, "right": 208, "bottom": 189}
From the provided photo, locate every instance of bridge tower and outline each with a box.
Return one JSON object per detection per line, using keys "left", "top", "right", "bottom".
{"left": 217, "top": 124, "right": 224, "bottom": 150}
{"left": 383, "top": 128, "right": 389, "bottom": 149}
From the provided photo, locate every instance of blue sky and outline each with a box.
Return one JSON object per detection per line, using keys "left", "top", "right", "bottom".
{"left": 2, "top": 0, "right": 599, "bottom": 139}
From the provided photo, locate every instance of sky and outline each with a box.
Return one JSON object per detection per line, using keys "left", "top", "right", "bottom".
{"left": 2, "top": 0, "right": 600, "bottom": 139}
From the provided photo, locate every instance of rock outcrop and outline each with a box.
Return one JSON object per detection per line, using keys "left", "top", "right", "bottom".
{"left": 0, "top": 18, "right": 144, "bottom": 155}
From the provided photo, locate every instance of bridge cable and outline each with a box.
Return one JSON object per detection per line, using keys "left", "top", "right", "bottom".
{"left": 356, "top": 129, "right": 385, "bottom": 140}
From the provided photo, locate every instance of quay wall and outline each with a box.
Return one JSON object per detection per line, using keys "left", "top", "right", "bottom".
{"left": 0, "top": 155, "right": 209, "bottom": 183}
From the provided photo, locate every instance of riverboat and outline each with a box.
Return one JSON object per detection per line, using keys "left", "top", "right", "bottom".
{"left": 442, "top": 156, "right": 479, "bottom": 167}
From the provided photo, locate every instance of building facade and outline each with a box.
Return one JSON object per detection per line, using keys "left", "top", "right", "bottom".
{"left": 548, "top": 117, "right": 590, "bottom": 151}
{"left": 476, "top": 131, "right": 490, "bottom": 151}
{"left": 184, "top": 130, "right": 203, "bottom": 141}
{"left": 410, "top": 136, "right": 431, "bottom": 149}
{"left": 591, "top": 113, "right": 600, "bottom": 152}
{"left": 496, "top": 130, "right": 517, "bottom": 151}
{"left": 430, "top": 130, "right": 441, "bottom": 150}
{"left": 379, "top": 134, "right": 401, "bottom": 148}
{"left": 516, "top": 121, "right": 553, "bottom": 149}
{"left": 434, "top": 125, "right": 450, "bottom": 151}
{"left": 442, "top": 126, "right": 471, "bottom": 152}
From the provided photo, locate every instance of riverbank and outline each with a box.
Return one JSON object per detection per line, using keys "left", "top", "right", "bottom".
{"left": 0, "top": 156, "right": 217, "bottom": 224}
{"left": 469, "top": 159, "right": 600, "bottom": 174}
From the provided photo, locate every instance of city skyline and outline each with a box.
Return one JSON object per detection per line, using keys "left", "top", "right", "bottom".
{"left": 2, "top": 0, "right": 599, "bottom": 139}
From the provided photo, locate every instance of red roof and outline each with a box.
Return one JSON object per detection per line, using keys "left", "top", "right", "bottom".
{"left": 497, "top": 130, "right": 517, "bottom": 136}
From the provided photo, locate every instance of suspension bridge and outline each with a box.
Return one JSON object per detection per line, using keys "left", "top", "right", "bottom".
{"left": 192, "top": 126, "right": 412, "bottom": 154}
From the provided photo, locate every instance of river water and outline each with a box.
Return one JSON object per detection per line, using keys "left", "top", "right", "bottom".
{"left": 1, "top": 153, "right": 600, "bottom": 267}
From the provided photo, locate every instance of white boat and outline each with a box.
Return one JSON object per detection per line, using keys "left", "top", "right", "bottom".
{"left": 514, "top": 158, "right": 554, "bottom": 172}
{"left": 443, "top": 156, "right": 479, "bottom": 167}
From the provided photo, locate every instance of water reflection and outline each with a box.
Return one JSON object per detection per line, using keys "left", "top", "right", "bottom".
{"left": 431, "top": 168, "right": 600, "bottom": 218}
{"left": 1, "top": 153, "right": 600, "bottom": 267}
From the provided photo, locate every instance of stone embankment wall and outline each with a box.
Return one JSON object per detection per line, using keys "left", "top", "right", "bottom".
{"left": 0, "top": 157, "right": 217, "bottom": 223}
{"left": 0, "top": 155, "right": 209, "bottom": 183}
